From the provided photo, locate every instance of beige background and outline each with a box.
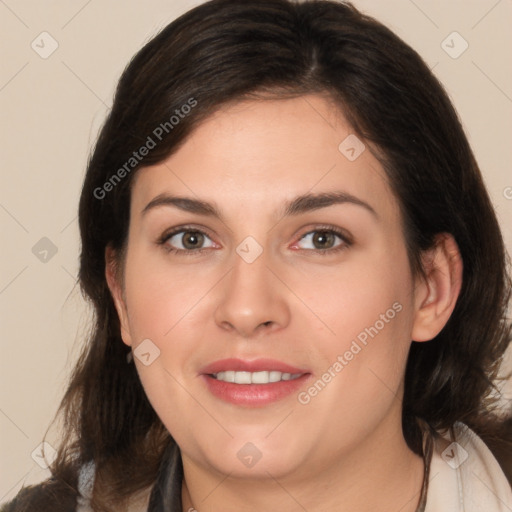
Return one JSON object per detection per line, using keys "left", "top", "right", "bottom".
{"left": 1, "top": 0, "right": 511, "bottom": 501}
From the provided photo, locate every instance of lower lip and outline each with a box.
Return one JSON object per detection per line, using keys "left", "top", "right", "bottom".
{"left": 201, "top": 374, "right": 311, "bottom": 407}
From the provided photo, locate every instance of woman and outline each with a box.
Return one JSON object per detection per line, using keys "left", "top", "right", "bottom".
{"left": 2, "top": 0, "right": 511, "bottom": 510}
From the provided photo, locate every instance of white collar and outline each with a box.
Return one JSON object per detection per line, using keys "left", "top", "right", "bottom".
{"left": 425, "top": 422, "right": 512, "bottom": 511}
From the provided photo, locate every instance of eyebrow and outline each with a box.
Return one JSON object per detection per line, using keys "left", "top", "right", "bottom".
{"left": 141, "top": 191, "right": 378, "bottom": 220}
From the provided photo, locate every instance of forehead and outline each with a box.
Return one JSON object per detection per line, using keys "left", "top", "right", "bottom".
{"left": 130, "top": 94, "right": 397, "bottom": 220}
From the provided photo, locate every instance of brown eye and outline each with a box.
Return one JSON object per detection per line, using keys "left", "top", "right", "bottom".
{"left": 311, "top": 231, "right": 336, "bottom": 249}
{"left": 162, "top": 229, "right": 215, "bottom": 253}
{"left": 181, "top": 231, "right": 204, "bottom": 249}
{"left": 296, "top": 229, "right": 347, "bottom": 252}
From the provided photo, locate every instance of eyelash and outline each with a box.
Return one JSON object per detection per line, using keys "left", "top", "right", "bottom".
{"left": 157, "top": 224, "right": 352, "bottom": 257}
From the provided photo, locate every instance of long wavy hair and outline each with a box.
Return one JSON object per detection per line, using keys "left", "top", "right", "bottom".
{"left": 4, "top": 0, "right": 511, "bottom": 510}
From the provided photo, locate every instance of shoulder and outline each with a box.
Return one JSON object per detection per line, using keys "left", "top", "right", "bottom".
{"left": 1, "top": 463, "right": 151, "bottom": 512}
{"left": 0, "top": 478, "right": 78, "bottom": 512}
{"left": 75, "top": 462, "right": 152, "bottom": 512}
{"left": 425, "top": 421, "right": 512, "bottom": 512}
{"left": 479, "top": 417, "right": 512, "bottom": 486}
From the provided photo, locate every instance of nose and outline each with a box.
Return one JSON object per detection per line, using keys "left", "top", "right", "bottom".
{"left": 213, "top": 246, "right": 291, "bottom": 338}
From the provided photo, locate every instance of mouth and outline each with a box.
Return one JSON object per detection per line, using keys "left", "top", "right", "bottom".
{"left": 199, "top": 358, "right": 312, "bottom": 407}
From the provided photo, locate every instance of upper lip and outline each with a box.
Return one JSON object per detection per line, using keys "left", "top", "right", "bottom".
{"left": 200, "top": 358, "right": 309, "bottom": 375}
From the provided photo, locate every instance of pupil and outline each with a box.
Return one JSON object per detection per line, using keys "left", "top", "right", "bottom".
{"left": 313, "top": 231, "right": 333, "bottom": 249}
{"left": 183, "top": 231, "right": 203, "bottom": 249}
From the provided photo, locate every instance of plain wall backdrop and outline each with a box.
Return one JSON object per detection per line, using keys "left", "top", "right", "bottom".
{"left": 1, "top": 0, "right": 511, "bottom": 501}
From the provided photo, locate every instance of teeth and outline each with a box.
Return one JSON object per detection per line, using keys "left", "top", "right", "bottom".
{"left": 213, "top": 370, "right": 302, "bottom": 384}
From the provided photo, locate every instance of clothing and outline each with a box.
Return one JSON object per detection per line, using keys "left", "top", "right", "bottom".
{"left": 424, "top": 422, "right": 512, "bottom": 511}
{"left": 74, "top": 421, "right": 511, "bottom": 511}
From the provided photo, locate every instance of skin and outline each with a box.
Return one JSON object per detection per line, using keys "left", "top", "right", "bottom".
{"left": 106, "top": 94, "right": 462, "bottom": 512}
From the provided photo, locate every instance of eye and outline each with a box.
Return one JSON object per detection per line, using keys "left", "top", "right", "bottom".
{"left": 292, "top": 227, "right": 351, "bottom": 254}
{"left": 158, "top": 227, "right": 217, "bottom": 255}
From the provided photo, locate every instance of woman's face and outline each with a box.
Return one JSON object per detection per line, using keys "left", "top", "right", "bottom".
{"left": 109, "top": 94, "right": 428, "bottom": 480}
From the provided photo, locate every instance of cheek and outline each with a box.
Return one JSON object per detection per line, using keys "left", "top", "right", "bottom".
{"left": 122, "top": 250, "right": 217, "bottom": 343}
{"left": 295, "top": 240, "right": 413, "bottom": 345}
{"left": 122, "top": 257, "right": 212, "bottom": 439}
{"left": 296, "top": 242, "right": 414, "bottom": 401}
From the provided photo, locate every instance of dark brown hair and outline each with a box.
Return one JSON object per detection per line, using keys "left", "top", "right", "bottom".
{"left": 3, "top": 0, "right": 511, "bottom": 510}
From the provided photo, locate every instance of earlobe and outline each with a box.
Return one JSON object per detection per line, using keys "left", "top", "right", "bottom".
{"left": 411, "top": 233, "right": 463, "bottom": 342}
{"left": 105, "top": 245, "right": 133, "bottom": 347}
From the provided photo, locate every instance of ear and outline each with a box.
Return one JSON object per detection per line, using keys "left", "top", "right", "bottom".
{"left": 105, "top": 245, "right": 133, "bottom": 347}
{"left": 411, "top": 233, "right": 463, "bottom": 342}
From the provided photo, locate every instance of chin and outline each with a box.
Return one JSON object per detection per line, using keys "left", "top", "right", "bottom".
{"left": 197, "top": 435, "right": 307, "bottom": 479}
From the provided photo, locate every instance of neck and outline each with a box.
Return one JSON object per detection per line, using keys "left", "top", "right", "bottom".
{"left": 180, "top": 414, "right": 425, "bottom": 512}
